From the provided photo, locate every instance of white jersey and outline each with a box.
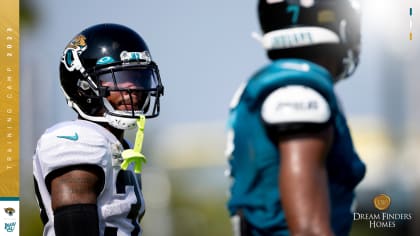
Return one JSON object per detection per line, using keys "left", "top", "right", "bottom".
{"left": 33, "top": 120, "right": 145, "bottom": 236}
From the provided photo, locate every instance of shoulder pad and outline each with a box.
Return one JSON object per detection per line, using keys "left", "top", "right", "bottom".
{"left": 261, "top": 85, "right": 331, "bottom": 124}
{"left": 35, "top": 120, "right": 120, "bottom": 178}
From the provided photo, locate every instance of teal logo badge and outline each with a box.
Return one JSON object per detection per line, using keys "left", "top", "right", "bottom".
{"left": 4, "top": 222, "right": 16, "bottom": 232}
{"left": 96, "top": 56, "right": 116, "bottom": 65}
{"left": 57, "top": 132, "right": 79, "bottom": 141}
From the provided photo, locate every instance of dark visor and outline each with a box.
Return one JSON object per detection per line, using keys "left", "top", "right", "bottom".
{"left": 97, "top": 68, "right": 158, "bottom": 90}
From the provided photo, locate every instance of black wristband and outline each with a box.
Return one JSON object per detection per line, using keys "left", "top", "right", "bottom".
{"left": 54, "top": 204, "right": 99, "bottom": 236}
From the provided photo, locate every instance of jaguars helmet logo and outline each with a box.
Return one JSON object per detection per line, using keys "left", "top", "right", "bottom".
{"left": 4, "top": 207, "right": 15, "bottom": 216}
{"left": 61, "top": 34, "right": 88, "bottom": 72}
{"left": 66, "top": 35, "right": 87, "bottom": 50}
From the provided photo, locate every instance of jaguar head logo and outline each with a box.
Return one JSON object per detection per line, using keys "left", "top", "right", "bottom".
{"left": 62, "top": 34, "right": 88, "bottom": 72}
{"left": 66, "top": 34, "right": 87, "bottom": 50}
{"left": 4, "top": 207, "right": 15, "bottom": 216}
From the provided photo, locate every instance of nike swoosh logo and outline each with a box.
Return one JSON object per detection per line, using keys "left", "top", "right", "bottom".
{"left": 57, "top": 132, "right": 79, "bottom": 141}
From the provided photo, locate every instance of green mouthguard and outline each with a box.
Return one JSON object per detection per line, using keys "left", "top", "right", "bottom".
{"left": 121, "top": 116, "right": 147, "bottom": 173}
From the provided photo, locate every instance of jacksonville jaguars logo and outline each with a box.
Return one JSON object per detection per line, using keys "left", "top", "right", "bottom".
{"left": 61, "top": 34, "right": 88, "bottom": 72}
{"left": 4, "top": 207, "right": 15, "bottom": 216}
{"left": 66, "top": 35, "right": 87, "bottom": 50}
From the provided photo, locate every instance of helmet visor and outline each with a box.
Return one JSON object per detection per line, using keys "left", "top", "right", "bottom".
{"left": 96, "top": 67, "right": 158, "bottom": 90}
{"left": 94, "top": 65, "right": 162, "bottom": 119}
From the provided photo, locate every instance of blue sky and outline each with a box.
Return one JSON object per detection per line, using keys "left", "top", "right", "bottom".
{"left": 20, "top": 0, "right": 420, "bottom": 164}
{"left": 20, "top": 0, "right": 420, "bottom": 175}
{"left": 21, "top": 0, "right": 414, "bottom": 131}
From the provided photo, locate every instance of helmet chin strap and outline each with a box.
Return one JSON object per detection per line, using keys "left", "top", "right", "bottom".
{"left": 68, "top": 98, "right": 137, "bottom": 130}
{"left": 63, "top": 85, "right": 143, "bottom": 130}
{"left": 102, "top": 98, "right": 138, "bottom": 130}
{"left": 104, "top": 113, "right": 137, "bottom": 130}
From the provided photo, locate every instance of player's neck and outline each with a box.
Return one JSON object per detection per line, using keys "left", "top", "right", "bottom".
{"left": 104, "top": 124, "right": 125, "bottom": 142}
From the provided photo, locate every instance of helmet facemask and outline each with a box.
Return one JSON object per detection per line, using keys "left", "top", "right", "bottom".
{"left": 92, "top": 63, "right": 163, "bottom": 129}
{"left": 61, "top": 54, "right": 163, "bottom": 130}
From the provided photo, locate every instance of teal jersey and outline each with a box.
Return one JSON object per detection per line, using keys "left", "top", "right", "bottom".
{"left": 226, "top": 59, "right": 366, "bottom": 235}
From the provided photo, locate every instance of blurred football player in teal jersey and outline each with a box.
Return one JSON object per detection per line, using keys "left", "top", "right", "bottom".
{"left": 226, "top": 0, "right": 365, "bottom": 235}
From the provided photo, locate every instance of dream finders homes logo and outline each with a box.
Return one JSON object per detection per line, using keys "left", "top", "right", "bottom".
{"left": 353, "top": 194, "right": 413, "bottom": 229}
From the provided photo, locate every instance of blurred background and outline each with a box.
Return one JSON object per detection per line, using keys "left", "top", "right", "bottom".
{"left": 20, "top": 0, "right": 420, "bottom": 235}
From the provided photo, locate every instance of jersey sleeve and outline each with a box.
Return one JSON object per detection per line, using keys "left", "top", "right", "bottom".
{"left": 33, "top": 122, "right": 113, "bottom": 181}
{"left": 261, "top": 85, "right": 332, "bottom": 141}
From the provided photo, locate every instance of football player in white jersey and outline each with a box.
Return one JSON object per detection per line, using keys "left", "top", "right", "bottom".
{"left": 33, "top": 23, "right": 164, "bottom": 236}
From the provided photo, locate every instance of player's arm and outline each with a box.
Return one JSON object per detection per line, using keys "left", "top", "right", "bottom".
{"left": 262, "top": 85, "right": 335, "bottom": 236}
{"left": 48, "top": 165, "right": 104, "bottom": 236}
{"left": 278, "top": 127, "right": 334, "bottom": 236}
